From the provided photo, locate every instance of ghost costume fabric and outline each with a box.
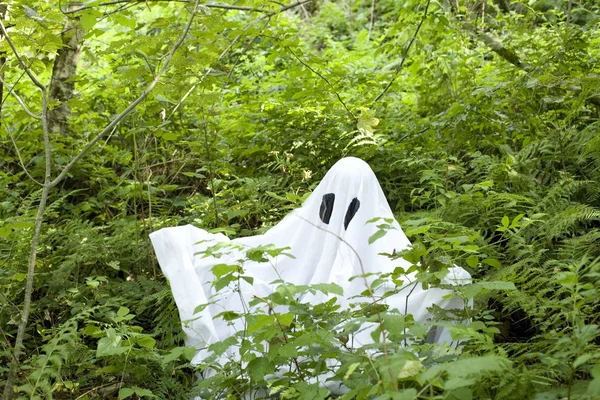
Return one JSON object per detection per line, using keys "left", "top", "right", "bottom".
{"left": 150, "top": 157, "right": 471, "bottom": 366}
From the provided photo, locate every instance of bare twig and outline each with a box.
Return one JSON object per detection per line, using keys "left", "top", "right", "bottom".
{"left": 372, "top": 0, "right": 431, "bottom": 104}
{"left": 287, "top": 47, "right": 357, "bottom": 121}
{"left": 2, "top": 118, "right": 43, "bottom": 186}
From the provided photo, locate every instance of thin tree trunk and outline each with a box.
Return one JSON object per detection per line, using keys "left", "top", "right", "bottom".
{"left": 0, "top": 3, "right": 7, "bottom": 125}
{"left": 2, "top": 69, "right": 50, "bottom": 400}
{"left": 48, "top": 2, "right": 84, "bottom": 135}
{"left": 2, "top": 185, "right": 50, "bottom": 400}
{"left": 1, "top": 3, "right": 200, "bottom": 396}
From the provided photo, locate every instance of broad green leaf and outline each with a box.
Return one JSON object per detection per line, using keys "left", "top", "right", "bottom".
{"left": 312, "top": 283, "right": 344, "bottom": 296}
{"left": 247, "top": 357, "right": 274, "bottom": 381}
{"left": 80, "top": 13, "right": 97, "bottom": 31}
{"left": 247, "top": 314, "right": 275, "bottom": 334}
{"left": 368, "top": 229, "right": 386, "bottom": 244}
{"left": 483, "top": 258, "right": 501, "bottom": 268}
{"left": 466, "top": 255, "right": 479, "bottom": 268}
{"left": 118, "top": 388, "right": 135, "bottom": 399}
{"left": 117, "top": 307, "right": 129, "bottom": 317}
{"left": 357, "top": 115, "right": 380, "bottom": 134}
{"left": 277, "top": 313, "right": 294, "bottom": 327}
{"left": 278, "top": 343, "right": 298, "bottom": 358}
{"left": 137, "top": 336, "right": 156, "bottom": 349}
{"left": 212, "top": 264, "right": 238, "bottom": 279}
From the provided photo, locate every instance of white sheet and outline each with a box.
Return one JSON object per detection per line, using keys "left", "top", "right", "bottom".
{"left": 150, "top": 157, "right": 471, "bottom": 365}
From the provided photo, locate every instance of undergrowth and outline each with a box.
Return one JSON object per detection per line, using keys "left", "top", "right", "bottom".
{"left": 1, "top": 0, "right": 600, "bottom": 398}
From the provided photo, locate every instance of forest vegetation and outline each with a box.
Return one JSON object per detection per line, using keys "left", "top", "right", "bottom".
{"left": 1, "top": 0, "right": 600, "bottom": 398}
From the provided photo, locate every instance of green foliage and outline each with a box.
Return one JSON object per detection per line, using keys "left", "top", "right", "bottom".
{"left": 1, "top": 0, "right": 600, "bottom": 398}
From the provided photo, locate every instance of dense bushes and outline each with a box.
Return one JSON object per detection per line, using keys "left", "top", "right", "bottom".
{"left": 1, "top": 0, "right": 600, "bottom": 398}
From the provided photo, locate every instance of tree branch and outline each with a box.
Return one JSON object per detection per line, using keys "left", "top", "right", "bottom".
{"left": 0, "top": 20, "right": 46, "bottom": 93}
{"left": 2, "top": 117, "right": 44, "bottom": 186}
{"left": 372, "top": 0, "right": 431, "bottom": 104}
{"left": 0, "top": 75, "right": 42, "bottom": 119}
{"left": 287, "top": 47, "right": 357, "bottom": 121}
{"left": 268, "top": 0, "right": 313, "bottom": 16}
{"left": 64, "top": 0, "right": 265, "bottom": 14}
{"left": 62, "top": 0, "right": 313, "bottom": 15}
{"left": 462, "top": 22, "right": 528, "bottom": 70}
{"left": 50, "top": 0, "right": 200, "bottom": 188}
{"left": 161, "top": 0, "right": 311, "bottom": 124}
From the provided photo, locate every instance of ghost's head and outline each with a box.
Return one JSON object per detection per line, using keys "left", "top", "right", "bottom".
{"left": 300, "top": 157, "right": 391, "bottom": 238}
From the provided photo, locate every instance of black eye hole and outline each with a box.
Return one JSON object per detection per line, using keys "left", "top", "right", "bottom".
{"left": 319, "top": 193, "right": 335, "bottom": 224}
{"left": 344, "top": 198, "right": 360, "bottom": 230}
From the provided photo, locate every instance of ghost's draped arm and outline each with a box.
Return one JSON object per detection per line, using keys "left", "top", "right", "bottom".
{"left": 149, "top": 225, "right": 222, "bottom": 349}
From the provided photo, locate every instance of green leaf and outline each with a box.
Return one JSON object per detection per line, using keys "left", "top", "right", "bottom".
{"left": 247, "top": 314, "right": 275, "bottom": 333}
{"left": 0, "top": 225, "right": 12, "bottom": 238}
{"left": 114, "top": 14, "right": 136, "bottom": 29}
{"left": 97, "top": 328, "right": 129, "bottom": 357}
{"left": 215, "top": 311, "right": 242, "bottom": 321}
{"left": 137, "top": 336, "right": 156, "bottom": 349}
{"left": 212, "top": 264, "right": 238, "bottom": 278}
{"left": 277, "top": 313, "right": 294, "bottom": 327}
{"left": 394, "top": 388, "right": 418, "bottom": 400}
{"left": 82, "top": 323, "right": 103, "bottom": 338}
{"left": 397, "top": 360, "right": 422, "bottom": 379}
{"left": 383, "top": 314, "right": 406, "bottom": 333}
{"left": 247, "top": 357, "right": 274, "bottom": 381}
{"left": 501, "top": 215, "right": 510, "bottom": 228}
{"left": 556, "top": 271, "right": 578, "bottom": 286}
{"left": 118, "top": 388, "right": 135, "bottom": 399}
{"left": 133, "top": 387, "right": 155, "bottom": 398}
{"left": 466, "top": 255, "right": 479, "bottom": 268}
{"left": 510, "top": 214, "right": 525, "bottom": 228}
{"left": 444, "top": 377, "right": 475, "bottom": 391}
{"left": 312, "top": 283, "right": 344, "bottom": 296}
{"left": 344, "top": 362, "right": 361, "bottom": 380}
{"left": 117, "top": 306, "right": 129, "bottom": 317}
{"left": 588, "top": 365, "right": 600, "bottom": 396}
{"left": 368, "top": 229, "right": 386, "bottom": 244}
{"left": 421, "top": 355, "right": 511, "bottom": 382}
{"left": 162, "top": 347, "right": 187, "bottom": 363}
{"left": 80, "top": 13, "right": 97, "bottom": 31}
{"left": 278, "top": 343, "right": 298, "bottom": 358}
{"left": 357, "top": 115, "right": 380, "bottom": 134}
{"left": 482, "top": 258, "right": 501, "bottom": 268}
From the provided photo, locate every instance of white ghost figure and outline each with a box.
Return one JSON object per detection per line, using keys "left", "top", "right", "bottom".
{"left": 150, "top": 157, "right": 471, "bottom": 366}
